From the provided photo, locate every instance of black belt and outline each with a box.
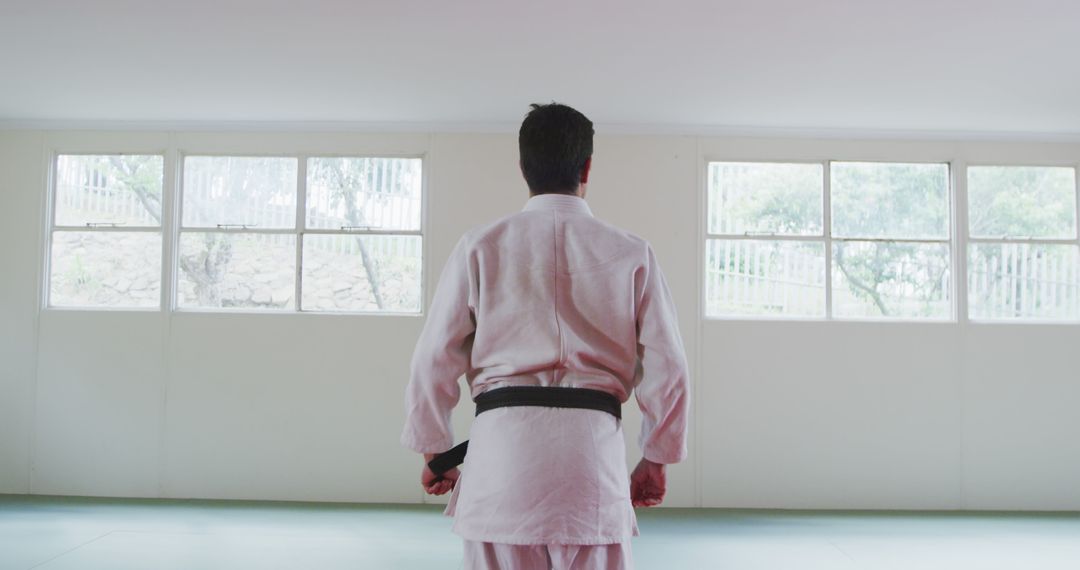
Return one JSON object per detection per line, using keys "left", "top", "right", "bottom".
{"left": 427, "top": 386, "right": 621, "bottom": 477}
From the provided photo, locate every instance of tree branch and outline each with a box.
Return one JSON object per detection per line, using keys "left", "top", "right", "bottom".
{"left": 333, "top": 161, "right": 386, "bottom": 309}
{"left": 109, "top": 156, "right": 161, "bottom": 223}
{"left": 835, "top": 246, "right": 890, "bottom": 316}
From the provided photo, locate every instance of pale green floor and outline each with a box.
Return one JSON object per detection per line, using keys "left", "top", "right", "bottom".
{"left": 1, "top": 495, "right": 1078, "bottom": 569}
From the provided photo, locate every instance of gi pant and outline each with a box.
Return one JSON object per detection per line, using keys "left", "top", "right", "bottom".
{"left": 463, "top": 540, "right": 633, "bottom": 570}
{"left": 447, "top": 407, "right": 638, "bottom": 544}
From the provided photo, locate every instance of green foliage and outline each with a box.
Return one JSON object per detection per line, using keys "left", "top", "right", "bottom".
{"left": 722, "top": 162, "right": 952, "bottom": 317}
{"left": 99, "top": 155, "right": 164, "bottom": 222}
{"left": 831, "top": 162, "right": 949, "bottom": 239}
{"left": 968, "top": 166, "right": 1076, "bottom": 239}
{"left": 833, "top": 242, "right": 949, "bottom": 317}
{"left": 64, "top": 252, "right": 93, "bottom": 287}
{"left": 710, "top": 163, "right": 822, "bottom": 235}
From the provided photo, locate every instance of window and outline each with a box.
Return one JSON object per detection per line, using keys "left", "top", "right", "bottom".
{"left": 48, "top": 154, "right": 164, "bottom": 308}
{"left": 706, "top": 161, "right": 952, "bottom": 320}
{"left": 705, "top": 162, "right": 826, "bottom": 317}
{"left": 178, "top": 156, "right": 298, "bottom": 310}
{"left": 831, "top": 162, "right": 951, "bottom": 319}
{"left": 176, "top": 155, "right": 422, "bottom": 313}
{"left": 967, "top": 166, "right": 1079, "bottom": 320}
{"left": 302, "top": 157, "right": 422, "bottom": 312}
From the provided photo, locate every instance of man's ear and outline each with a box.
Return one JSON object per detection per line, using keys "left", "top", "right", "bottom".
{"left": 580, "top": 157, "right": 592, "bottom": 185}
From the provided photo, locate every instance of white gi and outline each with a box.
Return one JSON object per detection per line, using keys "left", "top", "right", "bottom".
{"left": 401, "top": 193, "right": 690, "bottom": 568}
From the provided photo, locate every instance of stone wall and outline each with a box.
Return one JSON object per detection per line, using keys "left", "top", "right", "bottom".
{"left": 50, "top": 232, "right": 421, "bottom": 312}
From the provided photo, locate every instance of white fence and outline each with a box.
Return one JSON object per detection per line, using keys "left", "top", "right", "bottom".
{"left": 705, "top": 240, "right": 825, "bottom": 315}
{"left": 55, "top": 158, "right": 160, "bottom": 226}
{"left": 708, "top": 239, "right": 1079, "bottom": 319}
{"left": 969, "top": 243, "right": 1080, "bottom": 319}
{"left": 181, "top": 157, "right": 421, "bottom": 232}
{"left": 306, "top": 158, "right": 421, "bottom": 231}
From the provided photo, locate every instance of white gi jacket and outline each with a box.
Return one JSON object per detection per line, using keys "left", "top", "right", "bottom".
{"left": 401, "top": 193, "right": 690, "bottom": 545}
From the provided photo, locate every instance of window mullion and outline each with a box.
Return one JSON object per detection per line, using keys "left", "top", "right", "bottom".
{"left": 953, "top": 161, "right": 968, "bottom": 323}
{"left": 1074, "top": 161, "right": 1080, "bottom": 320}
{"left": 704, "top": 233, "right": 825, "bottom": 242}
{"left": 304, "top": 228, "right": 423, "bottom": 236}
{"left": 172, "top": 152, "right": 188, "bottom": 311}
{"left": 831, "top": 237, "right": 950, "bottom": 244}
{"left": 52, "top": 225, "right": 162, "bottom": 232}
{"left": 43, "top": 152, "right": 59, "bottom": 309}
{"left": 295, "top": 156, "right": 308, "bottom": 311}
{"left": 178, "top": 227, "right": 298, "bottom": 235}
{"left": 161, "top": 145, "right": 178, "bottom": 312}
{"left": 1074, "top": 160, "right": 1080, "bottom": 245}
{"left": 823, "top": 160, "right": 833, "bottom": 320}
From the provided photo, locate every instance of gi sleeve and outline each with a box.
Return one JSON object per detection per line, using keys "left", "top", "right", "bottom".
{"left": 400, "top": 234, "right": 478, "bottom": 454}
{"left": 633, "top": 243, "right": 691, "bottom": 464}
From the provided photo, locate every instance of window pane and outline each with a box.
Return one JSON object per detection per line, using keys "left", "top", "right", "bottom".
{"left": 705, "top": 239, "right": 825, "bottom": 317}
{"left": 177, "top": 233, "right": 296, "bottom": 310}
{"left": 302, "top": 235, "right": 422, "bottom": 312}
{"left": 182, "top": 156, "right": 298, "bottom": 229}
{"left": 307, "top": 158, "right": 422, "bottom": 231}
{"left": 707, "top": 162, "right": 823, "bottom": 236}
{"left": 831, "top": 162, "right": 950, "bottom": 239}
{"left": 49, "top": 231, "right": 161, "bottom": 308}
{"left": 55, "top": 155, "right": 163, "bottom": 227}
{"left": 968, "top": 166, "right": 1077, "bottom": 239}
{"left": 968, "top": 243, "right": 1079, "bottom": 320}
{"left": 832, "top": 241, "right": 950, "bottom": 319}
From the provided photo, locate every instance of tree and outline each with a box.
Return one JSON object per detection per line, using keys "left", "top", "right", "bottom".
{"left": 723, "top": 162, "right": 950, "bottom": 316}
{"left": 307, "top": 158, "right": 402, "bottom": 310}
{"left": 104, "top": 155, "right": 235, "bottom": 306}
{"left": 95, "top": 156, "right": 417, "bottom": 309}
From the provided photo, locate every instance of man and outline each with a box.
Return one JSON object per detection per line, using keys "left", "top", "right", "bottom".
{"left": 401, "top": 103, "right": 690, "bottom": 570}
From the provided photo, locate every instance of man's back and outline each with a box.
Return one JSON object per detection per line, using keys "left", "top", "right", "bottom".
{"left": 403, "top": 191, "right": 689, "bottom": 466}
{"left": 400, "top": 103, "right": 688, "bottom": 568}
{"left": 458, "top": 193, "right": 655, "bottom": 402}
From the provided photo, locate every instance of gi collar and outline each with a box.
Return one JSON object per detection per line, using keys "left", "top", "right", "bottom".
{"left": 521, "top": 193, "right": 594, "bottom": 217}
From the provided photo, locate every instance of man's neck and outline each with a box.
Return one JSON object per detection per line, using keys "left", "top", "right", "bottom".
{"left": 529, "top": 190, "right": 583, "bottom": 198}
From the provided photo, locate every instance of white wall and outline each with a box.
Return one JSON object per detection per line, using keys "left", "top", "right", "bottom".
{"left": 0, "top": 131, "right": 44, "bottom": 494}
{"left": 1, "top": 128, "right": 1078, "bottom": 510}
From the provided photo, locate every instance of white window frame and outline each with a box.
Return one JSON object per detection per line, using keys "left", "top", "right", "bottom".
{"left": 44, "top": 151, "right": 168, "bottom": 311}
{"left": 703, "top": 159, "right": 956, "bottom": 322}
{"left": 964, "top": 162, "right": 1080, "bottom": 323}
{"left": 173, "top": 152, "right": 426, "bottom": 315}
{"left": 299, "top": 155, "right": 425, "bottom": 314}
{"left": 703, "top": 159, "right": 829, "bottom": 320}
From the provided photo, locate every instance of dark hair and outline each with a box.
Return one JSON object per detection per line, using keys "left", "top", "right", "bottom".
{"left": 518, "top": 103, "right": 594, "bottom": 195}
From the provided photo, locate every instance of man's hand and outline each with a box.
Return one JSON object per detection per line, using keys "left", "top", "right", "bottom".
{"left": 630, "top": 458, "right": 666, "bottom": 507}
{"left": 421, "top": 453, "right": 460, "bottom": 496}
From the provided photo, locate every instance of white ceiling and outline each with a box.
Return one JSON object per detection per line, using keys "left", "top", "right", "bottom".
{"left": 2, "top": 0, "right": 1079, "bottom": 136}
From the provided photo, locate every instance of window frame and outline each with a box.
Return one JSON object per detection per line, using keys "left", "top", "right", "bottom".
{"left": 44, "top": 151, "right": 168, "bottom": 311}
{"left": 703, "top": 158, "right": 957, "bottom": 322}
{"left": 173, "top": 151, "right": 426, "bottom": 315}
{"left": 963, "top": 162, "right": 1080, "bottom": 323}
{"left": 299, "top": 155, "right": 425, "bottom": 314}
{"left": 703, "top": 159, "right": 829, "bottom": 320}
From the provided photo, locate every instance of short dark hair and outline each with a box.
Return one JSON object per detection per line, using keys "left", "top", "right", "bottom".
{"left": 518, "top": 103, "right": 594, "bottom": 195}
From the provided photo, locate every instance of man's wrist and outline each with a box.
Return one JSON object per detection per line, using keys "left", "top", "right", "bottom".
{"left": 423, "top": 452, "right": 444, "bottom": 463}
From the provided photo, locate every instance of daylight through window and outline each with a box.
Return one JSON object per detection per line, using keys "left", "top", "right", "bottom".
{"left": 706, "top": 161, "right": 953, "bottom": 320}
{"left": 176, "top": 155, "right": 423, "bottom": 313}
{"left": 48, "top": 154, "right": 164, "bottom": 309}
{"left": 967, "top": 166, "right": 1079, "bottom": 321}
